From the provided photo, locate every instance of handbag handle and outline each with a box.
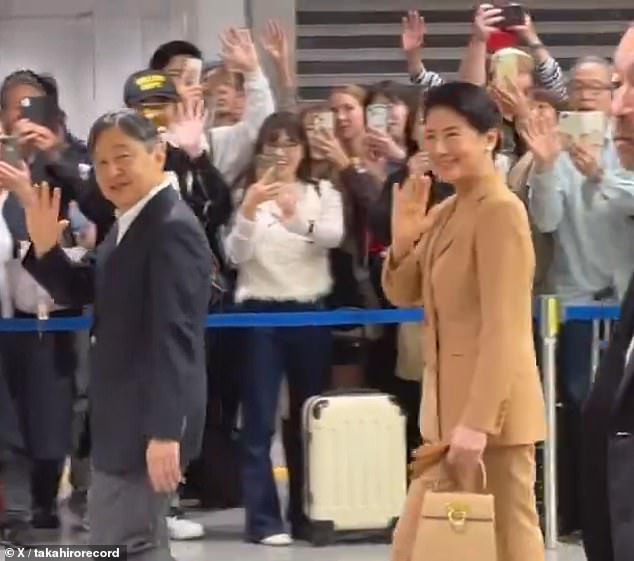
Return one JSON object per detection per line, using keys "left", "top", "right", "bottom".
{"left": 449, "top": 459, "right": 488, "bottom": 493}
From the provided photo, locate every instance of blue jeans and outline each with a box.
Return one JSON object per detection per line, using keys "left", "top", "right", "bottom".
{"left": 237, "top": 301, "right": 331, "bottom": 542}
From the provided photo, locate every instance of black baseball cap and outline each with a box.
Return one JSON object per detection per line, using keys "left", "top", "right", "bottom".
{"left": 123, "top": 70, "right": 180, "bottom": 107}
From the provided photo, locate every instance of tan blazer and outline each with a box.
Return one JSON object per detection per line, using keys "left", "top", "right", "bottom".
{"left": 382, "top": 177, "right": 546, "bottom": 446}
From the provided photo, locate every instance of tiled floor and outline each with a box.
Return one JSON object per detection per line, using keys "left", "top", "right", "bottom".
{"left": 3, "top": 507, "right": 586, "bottom": 561}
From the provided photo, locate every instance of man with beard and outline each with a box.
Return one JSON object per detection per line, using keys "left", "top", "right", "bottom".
{"left": 581, "top": 24, "right": 634, "bottom": 561}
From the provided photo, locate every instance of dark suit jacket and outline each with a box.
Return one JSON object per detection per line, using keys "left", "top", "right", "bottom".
{"left": 582, "top": 273, "right": 634, "bottom": 561}
{"left": 23, "top": 187, "right": 212, "bottom": 474}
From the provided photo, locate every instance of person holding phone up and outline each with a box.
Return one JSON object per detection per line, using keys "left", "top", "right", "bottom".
{"left": 0, "top": 70, "right": 89, "bottom": 545}
{"left": 225, "top": 112, "right": 343, "bottom": 546}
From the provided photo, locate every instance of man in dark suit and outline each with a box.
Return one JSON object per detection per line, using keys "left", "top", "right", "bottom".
{"left": 581, "top": 31, "right": 634, "bottom": 561}
{"left": 15, "top": 110, "right": 211, "bottom": 560}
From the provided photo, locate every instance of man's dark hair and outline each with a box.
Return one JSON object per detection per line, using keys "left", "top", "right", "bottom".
{"left": 88, "top": 109, "right": 159, "bottom": 154}
{"left": 149, "top": 41, "right": 202, "bottom": 70}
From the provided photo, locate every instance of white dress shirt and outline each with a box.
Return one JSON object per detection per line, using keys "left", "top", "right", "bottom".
{"left": 116, "top": 176, "right": 172, "bottom": 245}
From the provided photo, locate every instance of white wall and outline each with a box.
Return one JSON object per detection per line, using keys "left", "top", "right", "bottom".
{"left": 0, "top": 0, "right": 247, "bottom": 139}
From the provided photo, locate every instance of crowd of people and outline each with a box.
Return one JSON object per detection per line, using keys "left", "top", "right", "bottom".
{"left": 0, "top": 2, "right": 632, "bottom": 561}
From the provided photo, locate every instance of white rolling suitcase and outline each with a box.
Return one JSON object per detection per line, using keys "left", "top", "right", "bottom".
{"left": 302, "top": 391, "right": 408, "bottom": 546}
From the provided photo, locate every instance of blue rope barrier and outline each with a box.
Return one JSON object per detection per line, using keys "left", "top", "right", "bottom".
{"left": 0, "top": 303, "right": 622, "bottom": 333}
{"left": 0, "top": 308, "right": 425, "bottom": 333}
{"left": 562, "top": 304, "right": 621, "bottom": 322}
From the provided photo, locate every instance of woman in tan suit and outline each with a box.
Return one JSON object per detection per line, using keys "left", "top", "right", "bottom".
{"left": 383, "top": 82, "right": 546, "bottom": 561}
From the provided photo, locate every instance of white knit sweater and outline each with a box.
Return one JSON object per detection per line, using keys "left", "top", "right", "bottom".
{"left": 225, "top": 179, "right": 344, "bottom": 303}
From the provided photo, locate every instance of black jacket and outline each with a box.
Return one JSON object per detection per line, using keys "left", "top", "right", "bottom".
{"left": 23, "top": 187, "right": 211, "bottom": 474}
{"left": 582, "top": 273, "right": 634, "bottom": 561}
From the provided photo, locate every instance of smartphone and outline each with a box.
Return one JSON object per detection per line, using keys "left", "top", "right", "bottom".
{"left": 0, "top": 136, "right": 21, "bottom": 168}
{"left": 19, "top": 96, "right": 58, "bottom": 130}
{"left": 68, "top": 201, "right": 90, "bottom": 235}
{"left": 559, "top": 111, "right": 606, "bottom": 155}
{"left": 236, "top": 28, "right": 252, "bottom": 42}
{"left": 182, "top": 57, "right": 203, "bottom": 87}
{"left": 314, "top": 111, "right": 334, "bottom": 134}
{"left": 499, "top": 3, "right": 526, "bottom": 28}
{"left": 366, "top": 104, "right": 390, "bottom": 134}
{"left": 255, "top": 154, "right": 280, "bottom": 182}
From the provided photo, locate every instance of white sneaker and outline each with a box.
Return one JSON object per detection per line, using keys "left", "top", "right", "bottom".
{"left": 259, "top": 533, "right": 293, "bottom": 546}
{"left": 166, "top": 516, "right": 205, "bottom": 541}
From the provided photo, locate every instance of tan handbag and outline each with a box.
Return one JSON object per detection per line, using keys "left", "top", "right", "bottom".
{"left": 412, "top": 462, "right": 497, "bottom": 561}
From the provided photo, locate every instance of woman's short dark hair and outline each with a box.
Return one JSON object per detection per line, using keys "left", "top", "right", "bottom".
{"left": 250, "top": 111, "right": 313, "bottom": 183}
{"left": 87, "top": 109, "right": 159, "bottom": 154}
{"left": 423, "top": 82, "right": 503, "bottom": 133}
{"left": 149, "top": 41, "right": 202, "bottom": 71}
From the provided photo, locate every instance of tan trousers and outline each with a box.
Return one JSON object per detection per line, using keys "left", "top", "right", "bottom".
{"left": 392, "top": 444, "right": 545, "bottom": 561}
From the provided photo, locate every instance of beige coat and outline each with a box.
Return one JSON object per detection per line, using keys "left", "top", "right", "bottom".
{"left": 382, "top": 177, "right": 546, "bottom": 446}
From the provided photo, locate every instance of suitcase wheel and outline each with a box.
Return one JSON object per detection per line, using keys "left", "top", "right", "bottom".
{"left": 309, "top": 520, "right": 335, "bottom": 547}
{"left": 383, "top": 517, "right": 399, "bottom": 543}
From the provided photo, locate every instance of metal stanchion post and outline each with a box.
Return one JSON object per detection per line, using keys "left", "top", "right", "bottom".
{"left": 540, "top": 296, "right": 560, "bottom": 550}
{"left": 590, "top": 319, "right": 601, "bottom": 383}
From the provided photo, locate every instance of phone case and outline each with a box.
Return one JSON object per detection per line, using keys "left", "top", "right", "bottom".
{"left": 367, "top": 104, "right": 390, "bottom": 134}
{"left": 559, "top": 111, "right": 606, "bottom": 154}
{"left": 502, "top": 4, "right": 525, "bottom": 27}
{"left": 302, "top": 391, "right": 407, "bottom": 545}
{"left": 255, "top": 154, "right": 279, "bottom": 181}
{"left": 20, "top": 96, "right": 57, "bottom": 130}
{"left": 182, "top": 58, "right": 203, "bottom": 86}
{"left": 0, "top": 137, "right": 21, "bottom": 168}
{"left": 314, "top": 111, "right": 334, "bottom": 133}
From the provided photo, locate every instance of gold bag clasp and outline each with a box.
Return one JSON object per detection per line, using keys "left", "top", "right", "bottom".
{"left": 446, "top": 503, "right": 469, "bottom": 532}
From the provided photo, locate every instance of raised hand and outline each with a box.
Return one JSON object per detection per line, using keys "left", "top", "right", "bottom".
{"left": 407, "top": 151, "right": 432, "bottom": 178}
{"left": 472, "top": 4, "right": 504, "bottom": 43}
{"left": 521, "top": 114, "right": 562, "bottom": 172}
{"left": 401, "top": 10, "right": 425, "bottom": 53}
{"left": 166, "top": 99, "right": 207, "bottom": 159}
{"left": 569, "top": 143, "right": 602, "bottom": 181}
{"left": 0, "top": 160, "right": 34, "bottom": 206}
{"left": 221, "top": 28, "right": 259, "bottom": 74}
{"left": 275, "top": 186, "right": 298, "bottom": 221}
{"left": 391, "top": 175, "right": 438, "bottom": 261}
{"left": 261, "top": 20, "right": 290, "bottom": 65}
{"left": 14, "top": 119, "right": 61, "bottom": 154}
{"left": 312, "top": 129, "right": 350, "bottom": 170}
{"left": 364, "top": 129, "right": 407, "bottom": 162}
{"left": 489, "top": 78, "right": 531, "bottom": 122}
{"left": 25, "top": 182, "right": 69, "bottom": 258}
{"left": 241, "top": 167, "right": 284, "bottom": 220}
{"left": 513, "top": 12, "right": 540, "bottom": 45}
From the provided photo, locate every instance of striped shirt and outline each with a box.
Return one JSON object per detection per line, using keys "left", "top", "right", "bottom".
{"left": 411, "top": 55, "right": 568, "bottom": 102}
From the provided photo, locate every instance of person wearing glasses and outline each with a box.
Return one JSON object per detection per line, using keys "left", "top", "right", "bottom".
{"left": 522, "top": 55, "right": 634, "bottom": 535}
{"left": 225, "top": 112, "right": 344, "bottom": 546}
